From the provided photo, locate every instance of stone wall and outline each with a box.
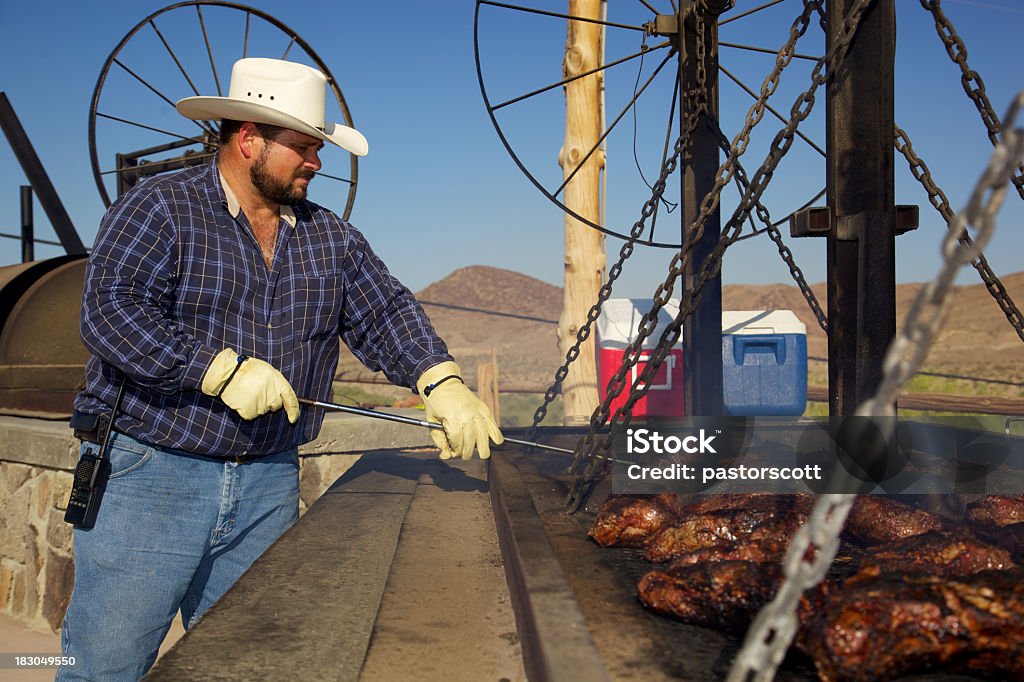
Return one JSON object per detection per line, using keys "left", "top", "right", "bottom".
{"left": 0, "top": 412, "right": 433, "bottom": 633}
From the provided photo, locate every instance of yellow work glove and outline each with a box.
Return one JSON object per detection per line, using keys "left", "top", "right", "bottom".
{"left": 201, "top": 348, "right": 299, "bottom": 423}
{"left": 416, "top": 361, "right": 504, "bottom": 460}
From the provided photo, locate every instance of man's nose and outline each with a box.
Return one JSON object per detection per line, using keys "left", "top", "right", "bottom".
{"left": 304, "top": 149, "right": 322, "bottom": 171}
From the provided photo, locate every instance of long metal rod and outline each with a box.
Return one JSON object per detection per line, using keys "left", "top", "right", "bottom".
{"left": 298, "top": 397, "right": 577, "bottom": 456}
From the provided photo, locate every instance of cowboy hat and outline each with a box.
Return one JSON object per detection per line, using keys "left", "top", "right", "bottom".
{"left": 176, "top": 58, "right": 368, "bottom": 156}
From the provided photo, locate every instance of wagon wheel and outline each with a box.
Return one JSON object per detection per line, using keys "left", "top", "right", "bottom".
{"left": 89, "top": 0, "right": 359, "bottom": 219}
{"left": 474, "top": 0, "right": 828, "bottom": 249}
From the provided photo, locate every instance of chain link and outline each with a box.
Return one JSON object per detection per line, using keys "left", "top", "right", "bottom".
{"left": 728, "top": 92, "right": 1024, "bottom": 682}
{"left": 920, "top": 0, "right": 1024, "bottom": 199}
{"left": 713, "top": 125, "right": 829, "bottom": 333}
{"left": 895, "top": 126, "right": 1024, "bottom": 343}
{"left": 567, "top": 0, "right": 844, "bottom": 509}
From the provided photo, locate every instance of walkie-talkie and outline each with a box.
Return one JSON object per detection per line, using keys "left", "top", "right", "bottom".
{"left": 65, "top": 383, "right": 126, "bottom": 529}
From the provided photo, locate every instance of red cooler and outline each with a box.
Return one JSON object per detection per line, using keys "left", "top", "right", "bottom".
{"left": 595, "top": 298, "right": 684, "bottom": 419}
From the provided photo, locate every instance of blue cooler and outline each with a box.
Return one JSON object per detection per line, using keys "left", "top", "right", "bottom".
{"left": 722, "top": 310, "right": 807, "bottom": 416}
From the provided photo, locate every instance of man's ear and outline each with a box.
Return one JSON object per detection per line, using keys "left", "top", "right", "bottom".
{"left": 236, "top": 122, "right": 262, "bottom": 160}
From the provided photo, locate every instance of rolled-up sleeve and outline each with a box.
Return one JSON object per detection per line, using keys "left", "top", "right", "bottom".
{"left": 81, "top": 191, "right": 217, "bottom": 394}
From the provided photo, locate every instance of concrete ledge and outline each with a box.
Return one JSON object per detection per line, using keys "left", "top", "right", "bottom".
{"left": 488, "top": 452, "right": 611, "bottom": 682}
{"left": 0, "top": 410, "right": 434, "bottom": 471}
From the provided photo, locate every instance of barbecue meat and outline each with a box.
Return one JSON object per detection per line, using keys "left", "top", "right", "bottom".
{"left": 637, "top": 561, "right": 783, "bottom": 632}
{"left": 678, "top": 493, "right": 814, "bottom": 517}
{"left": 644, "top": 507, "right": 807, "bottom": 563}
{"left": 663, "top": 537, "right": 793, "bottom": 566}
{"left": 974, "top": 521, "right": 1024, "bottom": 563}
{"left": 966, "top": 494, "right": 1024, "bottom": 528}
{"left": 854, "top": 529, "right": 1015, "bottom": 579}
{"left": 799, "top": 570, "right": 1024, "bottom": 682}
{"left": 588, "top": 493, "right": 685, "bottom": 548}
{"left": 842, "top": 495, "right": 942, "bottom": 545}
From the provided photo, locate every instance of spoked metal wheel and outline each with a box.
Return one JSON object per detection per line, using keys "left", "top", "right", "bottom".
{"left": 89, "top": 1, "right": 359, "bottom": 218}
{"left": 474, "top": 0, "right": 828, "bottom": 249}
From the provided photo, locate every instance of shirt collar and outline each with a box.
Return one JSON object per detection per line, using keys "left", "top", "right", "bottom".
{"left": 218, "top": 166, "right": 297, "bottom": 228}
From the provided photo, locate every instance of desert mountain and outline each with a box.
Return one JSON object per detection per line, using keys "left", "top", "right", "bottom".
{"left": 337, "top": 265, "right": 1024, "bottom": 389}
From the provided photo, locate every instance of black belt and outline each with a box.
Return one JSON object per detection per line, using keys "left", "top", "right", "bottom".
{"left": 71, "top": 411, "right": 271, "bottom": 464}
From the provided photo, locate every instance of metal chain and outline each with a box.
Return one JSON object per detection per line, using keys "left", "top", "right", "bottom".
{"left": 920, "top": 0, "right": 1024, "bottom": 199}
{"left": 713, "top": 125, "right": 829, "bottom": 333}
{"left": 895, "top": 125, "right": 1024, "bottom": 343}
{"left": 568, "top": 0, "right": 859, "bottom": 509}
{"left": 728, "top": 91, "right": 1024, "bottom": 682}
{"left": 526, "top": 1, "right": 706, "bottom": 439}
{"left": 525, "top": 73, "right": 703, "bottom": 438}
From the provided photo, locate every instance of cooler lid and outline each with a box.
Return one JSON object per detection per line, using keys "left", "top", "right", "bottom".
{"left": 596, "top": 298, "right": 681, "bottom": 347}
{"left": 722, "top": 310, "right": 806, "bottom": 335}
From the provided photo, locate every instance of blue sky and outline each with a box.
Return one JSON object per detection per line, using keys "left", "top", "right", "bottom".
{"left": 0, "top": 0, "right": 1021, "bottom": 299}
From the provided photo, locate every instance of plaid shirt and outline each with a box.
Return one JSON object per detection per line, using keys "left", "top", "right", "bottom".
{"left": 75, "top": 159, "right": 451, "bottom": 457}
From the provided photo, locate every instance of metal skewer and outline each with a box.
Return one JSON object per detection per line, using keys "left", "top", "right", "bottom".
{"left": 298, "top": 397, "right": 577, "bottom": 456}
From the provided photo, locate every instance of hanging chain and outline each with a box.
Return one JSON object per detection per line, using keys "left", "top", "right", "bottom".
{"left": 728, "top": 92, "right": 1024, "bottom": 682}
{"left": 713, "top": 125, "right": 829, "bottom": 333}
{"left": 525, "top": 1, "right": 708, "bottom": 439}
{"left": 567, "top": 0, "right": 863, "bottom": 510}
{"left": 919, "top": 0, "right": 1024, "bottom": 199}
{"left": 525, "top": 90, "right": 702, "bottom": 440}
{"left": 896, "top": 126, "right": 1024, "bottom": 343}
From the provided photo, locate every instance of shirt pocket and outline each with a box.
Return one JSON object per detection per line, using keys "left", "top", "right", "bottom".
{"left": 291, "top": 272, "right": 344, "bottom": 341}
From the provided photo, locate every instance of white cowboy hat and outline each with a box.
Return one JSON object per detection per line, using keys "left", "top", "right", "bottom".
{"left": 176, "top": 57, "right": 368, "bottom": 156}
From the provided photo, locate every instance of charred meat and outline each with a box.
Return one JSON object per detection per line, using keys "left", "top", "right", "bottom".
{"left": 799, "top": 570, "right": 1024, "bottom": 682}
{"left": 842, "top": 495, "right": 942, "bottom": 545}
{"left": 854, "top": 529, "right": 1015, "bottom": 579}
{"left": 637, "top": 561, "right": 783, "bottom": 632}
{"left": 644, "top": 507, "right": 807, "bottom": 563}
{"left": 974, "top": 521, "right": 1024, "bottom": 563}
{"left": 587, "top": 493, "right": 685, "bottom": 548}
{"left": 965, "top": 494, "right": 1024, "bottom": 528}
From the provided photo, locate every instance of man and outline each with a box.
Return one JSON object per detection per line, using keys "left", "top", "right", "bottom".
{"left": 58, "top": 58, "right": 502, "bottom": 681}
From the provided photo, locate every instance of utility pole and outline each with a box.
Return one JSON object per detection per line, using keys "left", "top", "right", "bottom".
{"left": 558, "top": 0, "right": 607, "bottom": 424}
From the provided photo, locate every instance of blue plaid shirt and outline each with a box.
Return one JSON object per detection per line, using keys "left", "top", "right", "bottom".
{"left": 75, "top": 159, "right": 451, "bottom": 457}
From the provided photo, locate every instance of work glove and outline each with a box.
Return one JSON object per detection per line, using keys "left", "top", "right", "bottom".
{"left": 201, "top": 348, "right": 299, "bottom": 423}
{"left": 416, "top": 361, "right": 504, "bottom": 460}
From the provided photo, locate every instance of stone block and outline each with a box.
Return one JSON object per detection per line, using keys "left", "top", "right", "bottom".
{"left": 11, "top": 563, "right": 27, "bottom": 616}
{"left": 35, "top": 474, "right": 52, "bottom": 521}
{"left": 0, "top": 485, "right": 38, "bottom": 565}
{"left": 3, "top": 463, "right": 32, "bottom": 493}
{"left": 52, "top": 472, "right": 73, "bottom": 511}
{"left": 47, "top": 508, "right": 73, "bottom": 551}
{"left": 43, "top": 551, "right": 74, "bottom": 632}
{"left": 0, "top": 559, "right": 14, "bottom": 611}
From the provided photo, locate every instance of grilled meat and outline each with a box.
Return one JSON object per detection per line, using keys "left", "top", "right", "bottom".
{"left": 637, "top": 561, "right": 783, "bottom": 632}
{"left": 588, "top": 493, "right": 685, "bottom": 548}
{"left": 644, "top": 507, "right": 807, "bottom": 563}
{"left": 842, "top": 495, "right": 942, "bottom": 545}
{"left": 974, "top": 521, "right": 1024, "bottom": 563}
{"left": 799, "top": 570, "right": 1024, "bottom": 682}
{"left": 854, "top": 529, "right": 1015, "bottom": 579}
{"left": 663, "top": 536, "right": 793, "bottom": 566}
{"left": 966, "top": 494, "right": 1024, "bottom": 528}
{"left": 678, "top": 493, "right": 814, "bottom": 517}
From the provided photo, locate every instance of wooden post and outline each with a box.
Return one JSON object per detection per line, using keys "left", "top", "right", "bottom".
{"left": 477, "top": 348, "right": 501, "bottom": 424}
{"left": 558, "top": 0, "right": 606, "bottom": 425}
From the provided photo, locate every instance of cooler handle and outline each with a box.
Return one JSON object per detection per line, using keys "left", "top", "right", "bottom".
{"left": 632, "top": 353, "right": 674, "bottom": 390}
{"left": 733, "top": 336, "right": 786, "bottom": 365}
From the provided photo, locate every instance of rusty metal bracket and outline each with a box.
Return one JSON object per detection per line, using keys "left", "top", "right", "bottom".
{"left": 789, "top": 205, "right": 919, "bottom": 239}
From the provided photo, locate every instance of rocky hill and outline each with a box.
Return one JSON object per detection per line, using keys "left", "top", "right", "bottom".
{"left": 337, "top": 265, "right": 1024, "bottom": 391}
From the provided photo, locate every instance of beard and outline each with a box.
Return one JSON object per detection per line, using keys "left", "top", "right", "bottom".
{"left": 249, "top": 143, "right": 315, "bottom": 206}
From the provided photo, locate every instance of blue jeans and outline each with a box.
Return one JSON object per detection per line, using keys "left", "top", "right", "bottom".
{"left": 56, "top": 432, "right": 299, "bottom": 681}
